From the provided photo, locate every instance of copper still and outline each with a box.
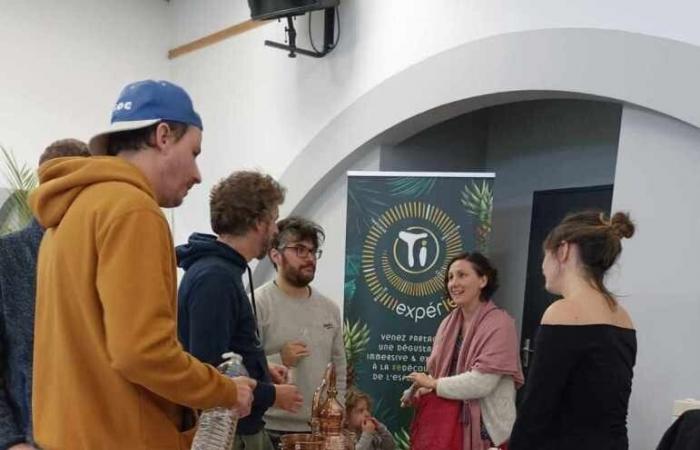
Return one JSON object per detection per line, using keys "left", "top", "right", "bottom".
{"left": 282, "top": 363, "right": 352, "bottom": 450}
{"left": 312, "top": 363, "right": 355, "bottom": 450}
{"left": 279, "top": 433, "right": 325, "bottom": 450}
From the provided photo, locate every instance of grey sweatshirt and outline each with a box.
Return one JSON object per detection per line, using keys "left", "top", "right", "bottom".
{"left": 255, "top": 281, "right": 346, "bottom": 432}
{"left": 356, "top": 423, "right": 396, "bottom": 450}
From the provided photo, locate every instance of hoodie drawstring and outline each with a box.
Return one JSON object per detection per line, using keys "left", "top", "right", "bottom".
{"left": 246, "top": 265, "right": 260, "bottom": 339}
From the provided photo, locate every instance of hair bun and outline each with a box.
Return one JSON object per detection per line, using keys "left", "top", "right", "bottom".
{"left": 610, "top": 211, "right": 635, "bottom": 239}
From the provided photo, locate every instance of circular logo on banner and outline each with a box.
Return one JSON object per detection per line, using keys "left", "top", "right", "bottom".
{"left": 392, "top": 226, "right": 440, "bottom": 275}
{"left": 362, "top": 201, "right": 463, "bottom": 319}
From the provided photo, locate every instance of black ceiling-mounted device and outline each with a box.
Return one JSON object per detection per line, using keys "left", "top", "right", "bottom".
{"left": 248, "top": 0, "right": 340, "bottom": 58}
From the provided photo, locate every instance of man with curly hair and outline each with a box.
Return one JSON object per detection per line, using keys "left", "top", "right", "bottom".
{"left": 177, "top": 170, "right": 303, "bottom": 450}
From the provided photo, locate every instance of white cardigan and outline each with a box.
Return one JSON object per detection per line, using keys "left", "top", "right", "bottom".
{"left": 436, "top": 371, "right": 516, "bottom": 446}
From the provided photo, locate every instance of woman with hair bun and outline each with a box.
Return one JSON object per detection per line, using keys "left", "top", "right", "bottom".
{"left": 510, "top": 211, "right": 637, "bottom": 450}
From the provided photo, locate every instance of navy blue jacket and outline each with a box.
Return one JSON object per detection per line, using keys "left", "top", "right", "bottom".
{"left": 0, "top": 219, "right": 43, "bottom": 449}
{"left": 176, "top": 233, "right": 275, "bottom": 435}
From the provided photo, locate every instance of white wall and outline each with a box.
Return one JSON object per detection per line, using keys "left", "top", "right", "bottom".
{"left": 612, "top": 105, "right": 700, "bottom": 449}
{"left": 486, "top": 100, "right": 620, "bottom": 327}
{"left": 381, "top": 112, "right": 488, "bottom": 171}
{"left": 168, "top": 0, "right": 700, "bottom": 245}
{"left": 0, "top": 0, "right": 170, "bottom": 173}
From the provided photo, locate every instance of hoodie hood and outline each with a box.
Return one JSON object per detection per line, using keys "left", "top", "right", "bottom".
{"left": 29, "top": 156, "right": 155, "bottom": 229}
{"left": 176, "top": 233, "right": 247, "bottom": 271}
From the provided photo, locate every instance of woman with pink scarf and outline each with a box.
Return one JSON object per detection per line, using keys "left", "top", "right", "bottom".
{"left": 406, "top": 252, "right": 524, "bottom": 450}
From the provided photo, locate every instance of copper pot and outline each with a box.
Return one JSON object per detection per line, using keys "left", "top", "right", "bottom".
{"left": 279, "top": 433, "right": 325, "bottom": 450}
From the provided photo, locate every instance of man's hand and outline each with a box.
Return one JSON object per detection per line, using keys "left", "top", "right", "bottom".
{"left": 9, "top": 445, "right": 36, "bottom": 450}
{"left": 280, "top": 340, "right": 310, "bottom": 367}
{"left": 273, "top": 384, "right": 304, "bottom": 413}
{"left": 232, "top": 376, "right": 256, "bottom": 418}
{"left": 268, "top": 363, "right": 288, "bottom": 384}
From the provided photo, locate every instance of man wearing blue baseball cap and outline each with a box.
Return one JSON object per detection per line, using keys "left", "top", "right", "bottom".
{"left": 28, "top": 80, "right": 255, "bottom": 449}
{"left": 88, "top": 79, "right": 205, "bottom": 207}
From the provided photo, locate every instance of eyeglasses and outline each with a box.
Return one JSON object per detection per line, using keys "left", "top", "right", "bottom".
{"left": 279, "top": 245, "right": 323, "bottom": 260}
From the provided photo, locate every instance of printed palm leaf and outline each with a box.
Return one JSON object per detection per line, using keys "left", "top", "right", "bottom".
{"left": 393, "top": 428, "right": 411, "bottom": 450}
{"left": 460, "top": 180, "right": 493, "bottom": 253}
{"left": 343, "top": 319, "right": 370, "bottom": 388}
{"left": 347, "top": 179, "right": 388, "bottom": 234}
{"left": 344, "top": 279, "right": 357, "bottom": 305}
{"left": 387, "top": 177, "right": 436, "bottom": 198}
{"left": 372, "top": 397, "right": 398, "bottom": 428}
{"left": 0, "top": 146, "right": 38, "bottom": 236}
{"left": 343, "top": 254, "right": 361, "bottom": 307}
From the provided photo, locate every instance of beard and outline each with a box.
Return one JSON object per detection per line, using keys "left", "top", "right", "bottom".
{"left": 257, "top": 234, "right": 274, "bottom": 260}
{"left": 281, "top": 259, "right": 316, "bottom": 288}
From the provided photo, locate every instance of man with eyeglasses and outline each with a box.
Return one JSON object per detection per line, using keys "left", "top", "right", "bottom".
{"left": 255, "top": 217, "right": 347, "bottom": 447}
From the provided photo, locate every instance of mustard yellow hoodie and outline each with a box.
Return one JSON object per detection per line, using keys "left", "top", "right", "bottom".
{"left": 29, "top": 157, "right": 237, "bottom": 450}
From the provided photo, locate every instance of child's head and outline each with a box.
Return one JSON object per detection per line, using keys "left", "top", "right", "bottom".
{"left": 346, "top": 389, "right": 373, "bottom": 430}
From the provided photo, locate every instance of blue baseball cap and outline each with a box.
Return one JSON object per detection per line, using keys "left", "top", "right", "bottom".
{"left": 88, "top": 80, "right": 203, "bottom": 155}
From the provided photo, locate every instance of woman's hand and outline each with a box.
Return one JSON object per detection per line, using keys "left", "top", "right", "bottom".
{"left": 413, "top": 386, "right": 433, "bottom": 399}
{"left": 400, "top": 384, "right": 434, "bottom": 408}
{"left": 406, "top": 372, "right": 438, "bottom": 390}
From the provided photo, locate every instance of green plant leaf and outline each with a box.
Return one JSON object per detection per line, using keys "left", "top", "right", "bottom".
{"left": 372, "top": 397, "right": 398, "bottom": 427}
{"left": 387, "top": 177, "right": 436, "bottom": 198}
{"left": 460, "top": 180, "right": 494, "bottom": 253}
{"left": 344, "top": 319, "right": 370, "bottom": 364}
{"left": 345, "top": 254, "right": 361, "bottom": 278}
{"left": 347, "top": 180, "right": 388, "bottom": 234}
{"left": 392, "top": 428, "right": 411, "bottom": 450}
{"left": 344, "top": 319, "right": 371, "bottom": 388}
{"left": 344, "top": 279, "right": 357, "bottom": 302}
{"left": 343, "top": 254, "right": 361, "bottom": 308}
{"left": 0, "top": 146, "right": 38, "bottom": 236}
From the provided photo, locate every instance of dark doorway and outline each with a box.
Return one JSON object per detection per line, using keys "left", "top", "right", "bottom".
{"left": 519, "top": 185, "right": 614, "bottom": 379}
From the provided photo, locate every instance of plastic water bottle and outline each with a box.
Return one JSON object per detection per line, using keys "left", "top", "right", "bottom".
{"left": 191, "top": 352, "right": 248, "bottom": 450}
